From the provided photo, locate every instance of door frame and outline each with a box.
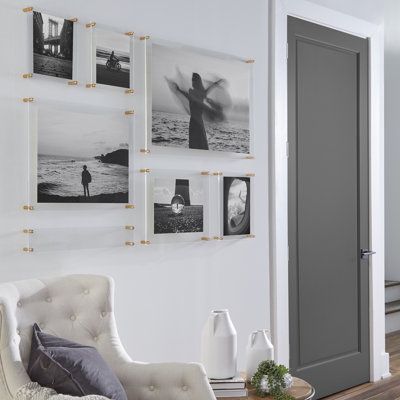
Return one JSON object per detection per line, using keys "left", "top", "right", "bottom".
{"left": 269, "top": 0, "right": 389, "bottom": 382}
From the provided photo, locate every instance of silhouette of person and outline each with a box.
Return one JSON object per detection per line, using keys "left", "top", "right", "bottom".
{"left": 169, "top": 73, "right": 225, "bottom": 150}
{"left": 81, "top": 165, "right": 91, "bottom": 198}
{"left": 109, "top": 50, "right": 118, "bottom": 65}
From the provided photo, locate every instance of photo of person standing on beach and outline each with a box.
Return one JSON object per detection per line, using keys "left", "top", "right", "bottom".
{"left": 36, "top": 105, "right": 130, "bottom": 204}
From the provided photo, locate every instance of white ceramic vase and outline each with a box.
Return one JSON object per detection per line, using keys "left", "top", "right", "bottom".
{"left": 245, "top": 329, "right": 274, "bottom": 380}
{"left": 201, "top": 309, "right": 237, "bottom": 379}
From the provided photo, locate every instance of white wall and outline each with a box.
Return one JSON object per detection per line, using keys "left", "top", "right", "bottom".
{"left": 385, "top": 0, "right": 400, "bottom": 280}
{"left": 0, "top": 0, "right": 269, "bottom": 369}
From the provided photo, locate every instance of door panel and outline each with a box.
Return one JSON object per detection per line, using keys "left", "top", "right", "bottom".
{"left": 288, "top": 17, "right": 369, "bottom": 399}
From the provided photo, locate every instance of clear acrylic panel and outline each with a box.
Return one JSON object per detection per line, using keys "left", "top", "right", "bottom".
{"left": 89, "top": 23, "right": 134, "bottom": 93}
{"left": 27, "top": 99, "right": 134, "bottom": 210}
{"left": 143, "top": 169, "right": 211, "bottom": 244}
{"left": 145, "top": 38, "right": 255, "bottom": 159}
{"left": 218, "top": 172, "right": 255, "bottom": 241}
{"left": 25, "top": 8, "right": 79, "bottom": 85}
{"left": 28, "top": 226, "right": 134, "bottom": 253}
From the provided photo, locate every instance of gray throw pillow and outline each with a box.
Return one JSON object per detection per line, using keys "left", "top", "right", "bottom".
{"left": 27, "top": 323, "right": 127, "bottom": 400}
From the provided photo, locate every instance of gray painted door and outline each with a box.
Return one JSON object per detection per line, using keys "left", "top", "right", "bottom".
{"left": 288, "top": 17, "right": 370, "bottom": 399}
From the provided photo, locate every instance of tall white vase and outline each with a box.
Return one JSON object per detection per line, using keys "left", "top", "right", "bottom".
{"left": 245, "top": 330, "right": 274, "bottom": 381}
{"left": 201, "top": 309, "right": 237, "bottom": 379}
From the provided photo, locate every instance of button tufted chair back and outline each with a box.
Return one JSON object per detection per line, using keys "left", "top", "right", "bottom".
{"left": 0, "top": 275, "right": 131, "bottom": 399}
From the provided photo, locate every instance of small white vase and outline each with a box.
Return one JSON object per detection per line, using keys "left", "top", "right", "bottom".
{"left": 245, "top": 330, "right": 274, "bottom": 380}
{"left": 201, "top": 309, "right": 237, "bottom": 379}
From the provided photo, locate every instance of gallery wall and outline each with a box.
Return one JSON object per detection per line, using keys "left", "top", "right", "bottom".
{"left": 0, "top": 0, "right": 269, "bottom": 368}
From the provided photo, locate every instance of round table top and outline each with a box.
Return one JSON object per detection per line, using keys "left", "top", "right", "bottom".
{"left": 247, "top": 377, "right": 314, "bottom": 400}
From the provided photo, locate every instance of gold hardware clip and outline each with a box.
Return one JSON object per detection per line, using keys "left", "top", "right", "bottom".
{"left": 245, "top": 59, "right": 255, "bottom": 64}
{"left": 22, "top": 97, "right": 34, "bottom": 103}
{"left": 246, "top": 234, "right": 256, "bottom": 239}
{"left": 140, "top": 168, "right": 150, "bottom": 173}
{"left": 201, "top": 171, "right": 210, "bottom": 176}
{"left": 213, "top": 236, "right": 224, "bottom": 241}
{"left": 125, "top": 204, "right": 135, "bottom": 209}
{"left": 22, "top": 73, "right": 33, "bottom": 79}
{"left": 22, "top": 6, "right": 33, "bottom": 12}
{"left": 86, "top": 22, "right": 96, "bottom": 28}
{"left": 23, "top": 247, "right": 34, "bottom": 252}
{"left": 125, "top": 31, "right": 135, "bottom": 36}
{"left": 139, "top": 35, "right": 150, "bottom": 41}
{"left": 140, "top": 149, "right": 150, "bottom": 154}
{"left": 201, "top": 237, "right": 211, "bottom": 241}
{"left": 125, "top": 110, "right": 134, "bottom": 115}
{"left": 212, "top": 172, "right": 223, "bottom": 176}
{"left": 246, "top": 173, "right": 255, "bottom": 177}
{"left": 23, "top": 229, "right": 34, "bottom": 234}
{"left": 125, "top": 89, "right": 134, "bottom": 94}
{"left": 245, "top": 155, "right": 255, "bottom": 159}
{"left": 22, "top": 205, "right": 34, "bottom": 211}
{"left": 68, "top": 17, "right": 78, "bottom": 22}
{"left": 68, "top": 80, "right": 78, "bottom": 86}
{"left": 140, "top": 240, "right": 151, "bottom": 245}
{"left": 125, "top": 225, "right": 135, "bottom": 230}
{"left": 125, "top": 241, "right": 135, "bottom": 246}
{"left": 86, "top": 83, "right": 96, "bottom": 88}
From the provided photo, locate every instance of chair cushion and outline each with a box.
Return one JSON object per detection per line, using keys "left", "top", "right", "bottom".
{"left": 27, "top": 323, "right": 127, "bottom": 400}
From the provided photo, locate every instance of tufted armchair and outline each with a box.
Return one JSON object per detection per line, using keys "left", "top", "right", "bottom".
{"left": 0, "top": 274, "right": 216, "bottom": 400}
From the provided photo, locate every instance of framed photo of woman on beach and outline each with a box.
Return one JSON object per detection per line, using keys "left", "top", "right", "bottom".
{"left": 148, "top": 40, "right": 253, "bottom": 156}
{"left": 143, "top": 170, "right": 210, "bottom": 244}
{"left": 89, "top": 25, "right": 133, "bottom": 90}
{"left": 28, "top": 100, "right": 133, "bottom": 207}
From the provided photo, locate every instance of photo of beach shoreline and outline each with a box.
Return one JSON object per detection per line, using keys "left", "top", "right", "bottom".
{"left": 37, "top": 105, "right": 130, "bottom": 203}
{"left": 152, "top": 43, "right": 251, "bottom": 154}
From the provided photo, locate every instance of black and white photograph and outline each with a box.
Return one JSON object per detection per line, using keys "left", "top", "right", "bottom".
{"left": 223, "top": 177, "right": 250, "bottom": 236}
{"left": 153, "top": 176, "right": 204, "bottom": 234}
{"left": 152, "top": 43, "right": 251, "bottom": 154}
{"left": 36, "top": 105, "right": 130, "bottom": 203}
{"left": 33, "top": 11, "right": 74, "bottom": 79}
{"left": 96, "top": 28, "right": 131, "bottom": 89}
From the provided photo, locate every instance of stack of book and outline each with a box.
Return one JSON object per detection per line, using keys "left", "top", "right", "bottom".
{"left": 210, "top": 375, "right": 248, "bottom": 398}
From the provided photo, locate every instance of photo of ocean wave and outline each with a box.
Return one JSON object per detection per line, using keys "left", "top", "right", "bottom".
{"left": 152, "top": 111, "right": 250, "bottom": 154}
{"left": 38, "top": 155, "right": 129, "bottom": 203}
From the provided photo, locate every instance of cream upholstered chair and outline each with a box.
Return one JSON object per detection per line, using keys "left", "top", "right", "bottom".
{"left": 0, "top": 274, "right": 215, "bottom": 400}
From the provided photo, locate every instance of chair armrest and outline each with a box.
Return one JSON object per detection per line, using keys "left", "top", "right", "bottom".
{"left": 116, "top": 362, "right": 216, "bottom": 400}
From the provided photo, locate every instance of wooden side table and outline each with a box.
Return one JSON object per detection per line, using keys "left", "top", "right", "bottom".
{"left": 217, "top": 377, "right": 315, "bottom": 400}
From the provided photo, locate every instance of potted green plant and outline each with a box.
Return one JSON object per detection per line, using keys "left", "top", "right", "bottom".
{"left": 251, "top": 360, "right": 294, "bottom": 400}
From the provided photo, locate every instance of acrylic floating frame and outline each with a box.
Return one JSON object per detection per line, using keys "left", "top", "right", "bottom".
{"left": 26, "top": 99, "right": 135, "bottom": 210}
{"left": 217, "top": 173, "right": 255, "bottom": 240}
{"left": 144, "top": 38, "right": 255, "bottom": 159}
{"left": 24, "top": 226, "right": 134, "bottom": 253}
{"left": 143, "top": 169, "right": 211, "bottom": 244}
{"left": 88, "top": 23, "right": 134, "bottom": 92}
{"left": 25, "top": 8, "right": 79, "bottom": 84}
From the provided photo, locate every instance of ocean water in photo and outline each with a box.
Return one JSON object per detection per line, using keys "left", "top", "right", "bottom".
{"left": 38, "top": 155, "right": 128, "bottom": 197}
{"left": 152, "top": 111, "right": 250, "bottom": 154}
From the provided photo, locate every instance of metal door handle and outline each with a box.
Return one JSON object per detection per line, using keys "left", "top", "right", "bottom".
{"left": 361, "top": 249, "right": 376, "bottom": 259}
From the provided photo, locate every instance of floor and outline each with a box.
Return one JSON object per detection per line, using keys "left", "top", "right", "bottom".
{"left": 323, "top": 331, "right": 400, "bottom": 399}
